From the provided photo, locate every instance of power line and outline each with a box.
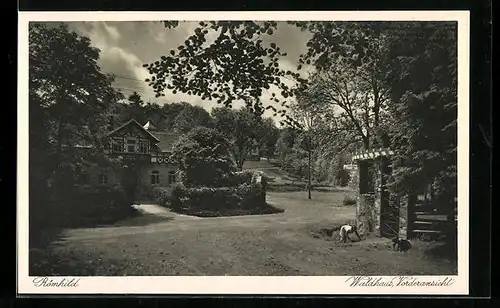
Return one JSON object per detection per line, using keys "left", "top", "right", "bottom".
{"left": 112, "top": 74, "right": 149, "bottom": 83}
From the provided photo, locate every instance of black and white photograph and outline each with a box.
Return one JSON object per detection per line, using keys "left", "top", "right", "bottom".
{"left": 18, "top": 11, "right": 469, "bottom": 294}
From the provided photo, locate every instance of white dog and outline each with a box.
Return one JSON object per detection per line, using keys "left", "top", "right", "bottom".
{"left": 339, "top": 224, "right": 361, "bottom": 243}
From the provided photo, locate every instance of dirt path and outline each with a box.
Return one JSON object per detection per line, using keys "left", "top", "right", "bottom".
{"left": 61, "top": 191, "right": 354, "bottom": 241}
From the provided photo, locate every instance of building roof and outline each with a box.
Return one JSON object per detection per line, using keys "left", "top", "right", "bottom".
{"left": 151, "top": 131, "right": 181, "bottom": 152}
{"left": 107, "top": 119, "right": 160, "bottom": 142}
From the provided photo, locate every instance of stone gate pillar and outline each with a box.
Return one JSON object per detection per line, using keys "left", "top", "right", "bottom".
{"left": 378, "top": 157, "right": 400, "bottom": 238}
{"left": 353, "top": 149, "right": 398, "bottom": 238}
{"left": 356, "top": 160, "right": 376, "bottom": 236}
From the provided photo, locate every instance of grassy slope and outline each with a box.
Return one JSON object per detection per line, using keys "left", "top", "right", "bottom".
{"left": 30, "top": 189, "right": 457, "bottom": 276}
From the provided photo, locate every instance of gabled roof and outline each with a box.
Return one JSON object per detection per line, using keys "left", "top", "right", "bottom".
{"left": 152, "top": 131, "right": 181, "bottom": 152}
{"left": 107, "top": 119, "right": 160, "bottom": 142}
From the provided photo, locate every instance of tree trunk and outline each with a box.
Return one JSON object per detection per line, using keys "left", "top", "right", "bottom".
{"left": 308, "top": 148, "right": 312, "bottom": 200}
{"left": 362, "top": 136, "right": 370, "bottom": 150}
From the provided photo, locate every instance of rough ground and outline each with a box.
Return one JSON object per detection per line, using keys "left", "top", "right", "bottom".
{"left": 30, "top": 188, "right": 457, "bottom": 276}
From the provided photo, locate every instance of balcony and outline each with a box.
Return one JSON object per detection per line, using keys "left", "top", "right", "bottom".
{"left": 151, "top": 152, "right": 175, "bottom": 164}
{"left": 108, "top": 151, "right": 152, "bottom": 163}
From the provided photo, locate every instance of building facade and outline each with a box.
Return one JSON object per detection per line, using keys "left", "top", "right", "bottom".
{"left": 79, "top": 119, "right": 181, "bottom": 200}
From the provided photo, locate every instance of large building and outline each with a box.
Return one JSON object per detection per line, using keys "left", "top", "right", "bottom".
{"left": 80, "top": 119, "right": 181, "bottom": 199}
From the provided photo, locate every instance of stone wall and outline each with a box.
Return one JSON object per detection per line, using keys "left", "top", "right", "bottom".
{"left": 355, "top": 158, "right": 401, "bottom": 238}
{"left": 344, "top": 164, "right": 358, "bottom": 190}
{"left": 356, "top": 193, "right": 376, "bottom": 236}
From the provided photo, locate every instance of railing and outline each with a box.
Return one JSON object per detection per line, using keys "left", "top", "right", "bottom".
{"left": 351, "top": 148, "right": 395, "bottom": 161}
{"left": 107, "top": 152, "right": 151, "bottom": 162}
{"left": 151, "top": 152, "right": 175, "bottom": 164}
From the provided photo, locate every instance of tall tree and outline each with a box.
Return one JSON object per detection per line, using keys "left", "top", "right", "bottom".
{"left": 29, "top": 22, "right": 120, "bottom": 188}
{"left": 289, "top": 87, "right": 329, "bottom": 199}
{"left": 211, "top": 107, "right": 262, "bottom": 170}
{"left": 115, "top": 91, "right": 148, "bottom": 125}
{"left": 291, "top": 21, "right": 394, "bottom": 150}
{"left": 259, "top": 118, "right": 280, "bottom": 160}
{"left": 171, "top": 126, "right": 235, "bottom": 187}
{"left": 276, "top": 127, "right": 299, "bottom": 169}
{"left": 384, "top": 22, "right": 458, "bottom": 206}
{"left": 128, "top": 91, "right": 144, "bottom": 107}
{"left": 172, "top": 105, "right": 213, "bottom": 133}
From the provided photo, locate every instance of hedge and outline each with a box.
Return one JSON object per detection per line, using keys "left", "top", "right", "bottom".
{"left": 153, "top": 170, "right": 268, "bottom": 211}
{"left": 221, "top": 170, "right": 255, "bottom": 187}
{"left": 169, "top": 183, "right": 266, "bottom": 210}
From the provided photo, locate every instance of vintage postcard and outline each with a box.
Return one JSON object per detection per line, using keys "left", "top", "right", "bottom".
{"left": 17, "top": 11, "right": 469, "bottom": 295}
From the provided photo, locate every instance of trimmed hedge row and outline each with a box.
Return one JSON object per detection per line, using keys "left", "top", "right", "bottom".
{"left": 174, "top": 183, "right": 266, "bottom": 210}
{"left": 153, "top": 170, "right": 268, "bottom": 211}
{"left": 154, "top": 182, "right": 266, "bottom": 210}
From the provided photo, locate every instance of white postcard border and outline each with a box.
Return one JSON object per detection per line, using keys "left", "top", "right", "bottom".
{"left": 17, "top": 10, "right": 470, "bottom": 295}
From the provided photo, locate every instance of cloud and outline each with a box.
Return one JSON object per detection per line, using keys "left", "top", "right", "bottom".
{"left": 64, "top": 20, "right": 317, "bottom": 124}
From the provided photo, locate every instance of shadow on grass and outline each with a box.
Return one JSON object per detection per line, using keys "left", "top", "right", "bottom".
{"left": 29, "top": 210, "right": 174, "bottom": 276}
{"left": 111, "top": 214, "right": 174, "bottom": 227}
{"left": 424, "top": 240, "right": 458, "bottom": 261}
{"left": 170, "top": 202, "right": 285, "bottom": 218}
{"left": 268, "top": 183, "right": 354, "bottom": 193}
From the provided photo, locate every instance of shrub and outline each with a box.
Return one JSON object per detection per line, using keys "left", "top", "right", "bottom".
{"left": 153, "top": 186, "right": 173, "bottom": 207}
{"left": 343, "top": 195, "right": 357, "bottom": 206}
{"left": 168, "top": 182, "right": 266, "bottom": 211}
{"left": 222, "top": 170, "right": 254, "bottom": 186}
{"left": 171, "top": 126, "right": 235, "bottom": 187}
{"left": 221, "top": 170, "right": 267, "bottom": 187}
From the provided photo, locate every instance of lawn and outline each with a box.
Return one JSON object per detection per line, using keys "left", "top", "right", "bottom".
{"left": 29, "top": 188, "right": 457, "bottom": 276}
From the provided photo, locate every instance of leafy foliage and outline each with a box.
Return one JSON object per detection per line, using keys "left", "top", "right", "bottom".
{"left": 288, "top": 21, "right": 458, "bottom": 204}
{"left": 144, "top": 21, "right": 307, "bottom": 121}
{"left": 385, "top": 22, "right": 458, "bottom": 203}
{"left": 29, "top": 22, "right": 121, "bottom": 189}
{"left": 172, "top": 104, "right": 213, "bottom": 133}
{"left": 171, "top": 126, "right": 235, "bottom": 187}
{"left": 259, "top": 118, "right": 280, "bottom": 159}
{"left": 169, "top": 183, "right": 266, "bottom": 211}
{"left": 211, "top": 107, "right": 263, "bottom": 170}
{"left": 291, "top": 21, "right": 395, "bottom": 149}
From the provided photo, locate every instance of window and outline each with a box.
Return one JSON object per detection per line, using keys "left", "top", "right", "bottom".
{"left": 98, "top": 172, "right": 108, "bottom": 185}
{"left": 127, "top": 139, "right": 136, "bottom": 153}
{"left": 139, "top": 141, "right": 149, "bottom": 153}
{"left": 168, "top": 170, "right": 176, "bottom": 184}
{"left": 151, "top": 170, "right": 160, "bottom": 185}
{"left": 112, "top": 140, "right": 123, "bottom": 152}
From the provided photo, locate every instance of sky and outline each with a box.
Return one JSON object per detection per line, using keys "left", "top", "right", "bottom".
{"left": 62, "top": 21, "right": 315, "bottom": 120}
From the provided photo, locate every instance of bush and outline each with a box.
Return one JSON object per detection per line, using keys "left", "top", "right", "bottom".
{"left": 343, "top": 195, "right": 357, "bottom": 206}
{"left": 171, "top": 126, "right": 235, "bottom": 187}
{"left": 220, "top": 170, "right": 268, "bottom": 188}
{"left": 153, "top": 186, "right": 173, "bottom": 207}
{"left": 222, "top": 170, "right": 254, "bottom": 186}
{"left": 169, "top": 182, "right": 266, "bottom": 211}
